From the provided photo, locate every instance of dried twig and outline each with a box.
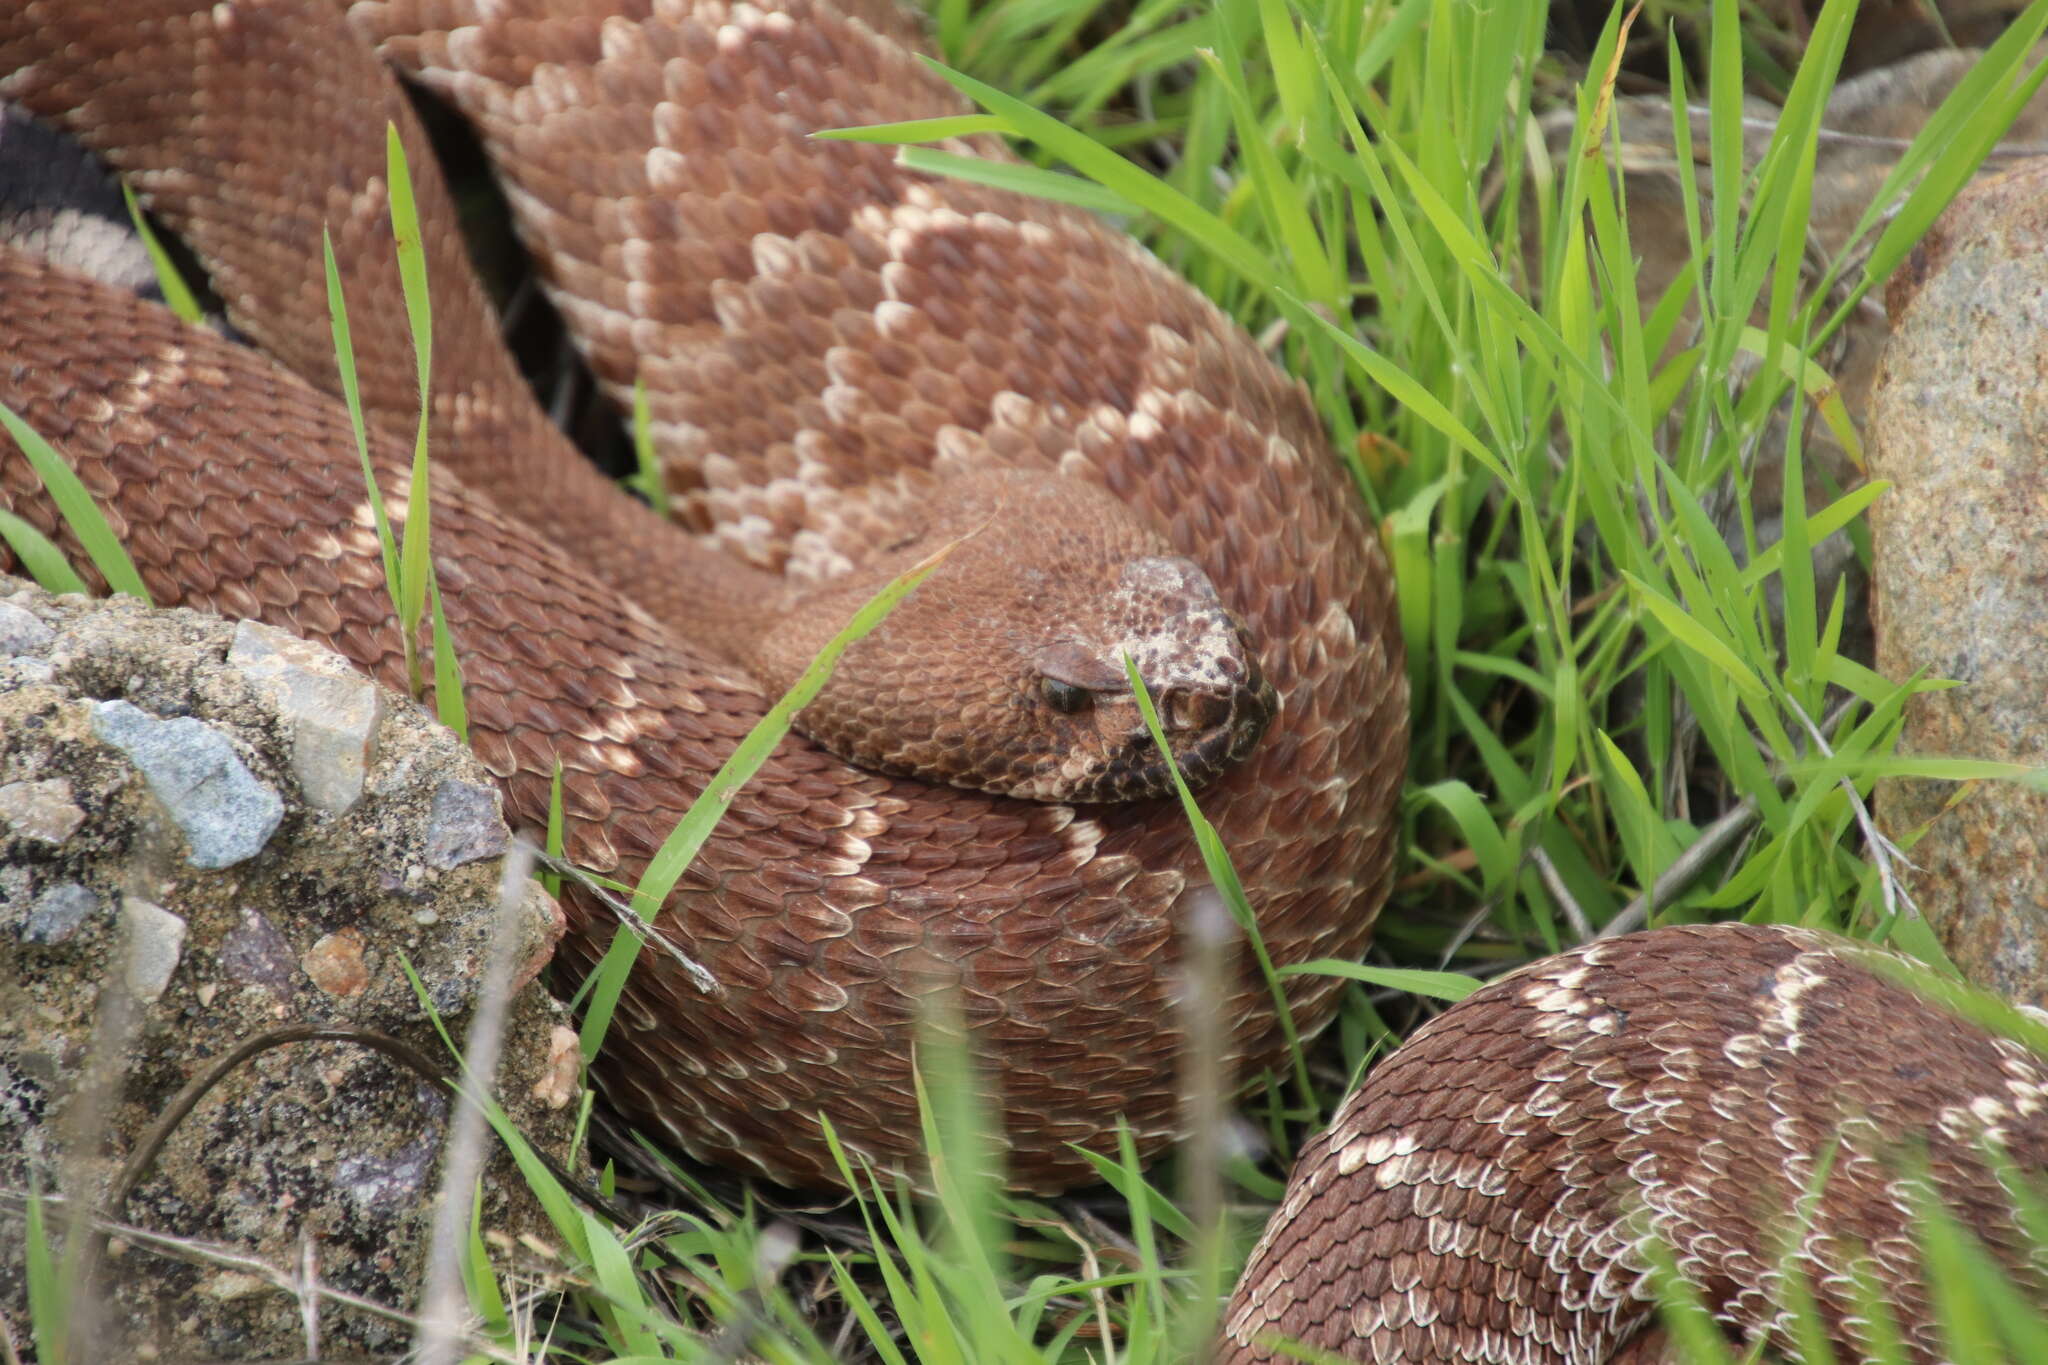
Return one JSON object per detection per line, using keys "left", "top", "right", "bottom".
{"left": 530, "top": 848, "right": 721, "bottom": 996}
{"left": 416, "top": 842, "right": 538, "bottom": 1365}
{"left": 1596, "top": 693, "right": 1863, "bottom": 940}
{"left": 1786, "top": 695, "right": 1921, "bottom": 920}
{"left": 1529, "top": 847, "right": 1593, "bottom": 941}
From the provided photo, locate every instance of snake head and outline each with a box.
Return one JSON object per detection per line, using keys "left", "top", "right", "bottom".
{"left": 749, "top": 472, "right": 1276, "bottom": 803}
{"left": 1017, "top": 556, "right": 1277, "bottom": 801}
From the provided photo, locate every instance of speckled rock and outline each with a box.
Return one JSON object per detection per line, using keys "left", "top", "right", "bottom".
{"left": 0, "top": 596, "right": 50, "bottom": 654}
{"left": 0, "top": 775, "right": 82, "bottom": 843}
{"left": 1869, "top": 159, "right": 2048, "bottom": 1005}
{"left": 0, "top": 577, "right": 579, "bottom": 1360}
{"left": 22, "top": 880, "right": 100, "bottom": 944}
{"left": 424, "top": 776, "right": 509, "bottom": 870}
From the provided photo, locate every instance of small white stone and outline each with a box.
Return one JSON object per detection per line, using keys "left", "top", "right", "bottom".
{"left": 120, "top": 896, "right": 189, "bottom": 1002}
{"left": 229, "top": 620, "right": 383, "bottom": 817}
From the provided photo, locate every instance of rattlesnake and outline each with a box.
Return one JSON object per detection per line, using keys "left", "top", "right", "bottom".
{"left": 0, "top": 3, "right": 2042, "bottom": 1362}
{"left": 0, "top": 0, "right": 1404, "bottom": 1193}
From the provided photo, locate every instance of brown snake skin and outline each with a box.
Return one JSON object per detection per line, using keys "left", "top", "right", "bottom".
{"left": 1222, "top": 924, "right": 2048, "bottom": 1364}
{"left": 0, "top": 0, "right": 1404, "bottom": 1192}
{"left": 2, "top": 4, "right": 2045, "bottom": 1362}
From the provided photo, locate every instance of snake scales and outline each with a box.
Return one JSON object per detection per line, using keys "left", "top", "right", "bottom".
{"left": 0, "top": 2, "right": 2042, "bottom": 1362}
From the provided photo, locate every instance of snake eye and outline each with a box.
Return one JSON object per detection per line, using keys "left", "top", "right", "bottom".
{"left": 1041, "top": 676, "right": 1093, "bottom": 714}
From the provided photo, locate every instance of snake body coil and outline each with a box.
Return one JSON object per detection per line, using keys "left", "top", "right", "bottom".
{"left": 1, "top": 4, "right": 2044, "bottom": 1361}
{"left": 0, "top": 0, "right": 1404, "bottom": 1192}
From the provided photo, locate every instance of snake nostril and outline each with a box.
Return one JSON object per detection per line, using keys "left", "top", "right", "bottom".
{"left": 1170, "top": 689, "right": 1230, "bottom": 733}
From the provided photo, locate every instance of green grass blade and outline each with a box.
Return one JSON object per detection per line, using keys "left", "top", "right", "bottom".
{"left": 897, "top": 145, "right": 1138, "bottom": 215}
{"left": 120, "top": 184, "right": 204, "bottom": 323}
{"left": 428, "top": 576, "right": 469, "bottom": 743}
{"left": 1121, "top": 653, "right": 1313, "bottom": 1112}
{"left": 386, "top": 123, "right": 437, "bottom": 697}
{"left": 0, "top": 401, "right": 151, "bottom": 603}
{"left": 0, "top": 507, "right": 89, "bottom": 595}
{"left": 324, "top": 228, "right": 406, "bottom": 649}
{"left": 578, "top": 543, "right": 948, "bottom": 1060}
{"left": 25, "top": 1178, "right": 68, "bottom": 1365}
{"left": 626, "top": 376, "right": 667, "bottom": 517}
{"left": 812, "top": 114, "right": 1009, "bottom": 141}
{"left": 919, "top": 55, "right": 1286, "bottom": 294}
{"left": 1277, "top": 958, "right": 1480, "bottom": 1002}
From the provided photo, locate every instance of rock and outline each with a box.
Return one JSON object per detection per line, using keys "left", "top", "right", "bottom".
{"left": 118, "top": 895, "right": 188, "bottom": 1002}
{"left": 424, "top": 776, "right": 510, "bottom": 870}
{"left": 229, "top": 618, "right": 383, "bottom": 816}
{"left": 303, "top": 928, "right": 370, "bottom": 998}
{"left": 0, "top": 597, "right": 51, "bottom": 654}
{"left": 0, "top": 577, "right": 579, "bottom": 1361}
{"left": 21, "top": 881, "right": 101, "bottom": 945}
{"left": 0, "top": 776, "right": 83, "bottom": 844}
{"left": 1869, "top": 159, "right": 2048, "bottom": 1005}
{"left": 216, "top": 907, "right": 299, "bottom": 997}
{"left": 90, "top": 698, "right": 286, "bottom": 869}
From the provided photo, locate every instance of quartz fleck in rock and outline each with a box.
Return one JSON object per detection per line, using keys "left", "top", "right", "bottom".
{"left": 302, "top": 929, "right": 369, "bottom": 998}
{"left": 120, "top": 896, "right": 188, "bottom": 1001}
{"left": 90, "top": 699, "right": 284, "bottom": 868}
{"left": 22, "top": 882, "right": 102, "bottom": 945}
{"left": 0, "top": 600, "right": 53, "bottom": 656}
{"left": 217, "top": 908, "right": 298, "bottom": 996}
{"left": 228, "top": 620, "right": 384, "bottom": 817}
{"left": 0, "top": 778, "right": 84, "bottom": 845}
{"left": 531, "top": 1024, "right": 582, "bottom": 1110}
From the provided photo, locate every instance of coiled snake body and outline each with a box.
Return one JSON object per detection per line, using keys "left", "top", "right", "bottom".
{"left": 0, "top": 3, "right": 2041, "bottom": 1361}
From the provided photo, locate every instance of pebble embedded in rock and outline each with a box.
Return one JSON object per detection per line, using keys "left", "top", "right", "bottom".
{"left": 424, "top": 777, "right": 509, "bottom": 870}
{"left": 228, "top": 620, "right": 383, "bottom": 817}
{"left": 119, "top": 895, "right": 188, "bottom": 1001}
{"left": 217, "top": 908, "right": 298, "bottom": 996}
{"left": 302, "top": 928, "right": 369, "bottom": 997}
{"left": 89, "top": 699, "right": 284, "bottom": 869}
{"left": 4, "top": 657, "right": 54, "bottom": 685}
{"left": 22, "top": 882, "right": 101, "bottom": 945}
{"left": 0, "top": 599, "right": 52, "bottom": 655}
{"left": 0, "top": 777, "right": 84, "bottom": 845}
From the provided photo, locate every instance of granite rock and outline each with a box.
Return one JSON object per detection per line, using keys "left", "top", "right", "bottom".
{"left": 1869, "top": 159, "right": 2048, "bottom": 1004}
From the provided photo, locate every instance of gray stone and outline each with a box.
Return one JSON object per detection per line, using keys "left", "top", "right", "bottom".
{"left": 0, "top": 777, "right": 83, "bottom": 844}
{"left": 228, "top": 619, "right": 383, "bottom": 817}
{"left": 0, "top": 599, "right": 52, "bottom": 655}
{"left": 424, "top": 777, "right": 508, "bottom": 870}
{"left": 119, "top": 895, "right": 188, "bottom": 1001}
{"left": 5, "top": 657, "right": 55, "bottom": 685}
{"left": 216, "top": 907, "right": 296, "bottom": 996}
{"left": 90, "top": 699, "right": 284, "bottom": 868}
{"left": 22, "top": 882, "right": 101, "bottom": 945}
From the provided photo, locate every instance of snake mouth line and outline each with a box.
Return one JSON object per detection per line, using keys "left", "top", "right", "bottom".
{"left": 1085, "top": 670, "right": 1279, "bottom": 803}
